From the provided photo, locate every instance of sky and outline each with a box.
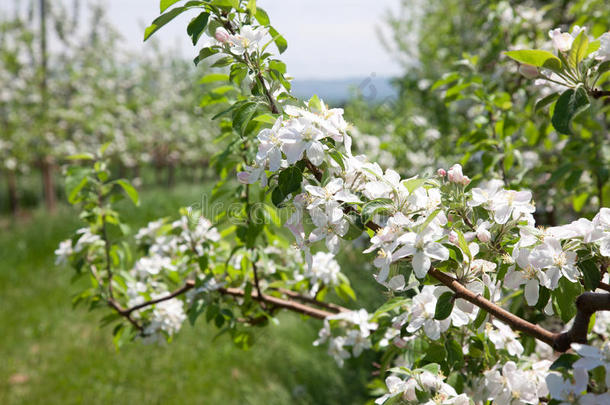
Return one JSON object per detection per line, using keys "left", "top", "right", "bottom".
{"left": 51, "top": 0, "right": 404, "bottom": 80}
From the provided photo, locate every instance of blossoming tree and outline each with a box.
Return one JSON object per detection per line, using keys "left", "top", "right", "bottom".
{"left": 57, "top": 1, "right": 610, "bottom": 403}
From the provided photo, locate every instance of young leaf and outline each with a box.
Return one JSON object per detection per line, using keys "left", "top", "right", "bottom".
{"left": 504, "top": 50, "right": 562, "bottom": 71}
{"left": 187, "top": 12, "right": 210, "bottom": 45}
{"left": 145, "top": 5, "right": 190, "bottom": 41}
{"left": 255, "top": 7, "right": 270, "bottom": 25}
{"left": 232, "top": 101, "right": 259, "bottom": 135}
{"left": 534, "top": 92, "right": 559, "bottom": 113}
{"left": 116, "top": 179, "right": 140, "bottom": 206}
{"left": 269, "top": 26, "right": 287, "bottom": 53}
{"left": 568, "top": 31, "right": 589, "bottom": 68}
{"left": 551, "top": 86, "right": 590, "bottom": 135}
{"left": 199, "top": 73, "right": 229, "bottom": 84}
{"left": 160, "top": 0, "right": 181, "bottom": 12}
{"left": 194, "top": 47, "right": 219, "bottom": 65}
{"left": 278, "top": 166, "right": 303, "bottom": 196}
{"left": 579, "top": 259, "right": 601, "bottom": 291}
{"left": 361, "top": 198, "right": 394, "bottom": 225}
{"left": 434, "top": 292, "right": 454, "bottom": 320}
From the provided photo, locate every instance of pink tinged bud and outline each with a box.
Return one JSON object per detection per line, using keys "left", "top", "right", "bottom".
{"left": 447, "top": 164, "right": 464, "bottom": 184}
{"left": 477, "top": 229, "right": 491, "bottom": 243}
{"left": 448, "top": 231, "right": 458, "bottom": 245}
{"left": 447, "top": 213, "right": 455, "bottom": 222}
{"left": 237, "top": 171, "right": 250, "bottom": 184}
{"left": 393, "top": 337, "right": 408, "bottom": 349}
{"left": 437, "top": 168, "right": 447, "bottom": 177}
{"left": 461, "top": 176, "right": 471, "bottom": 186}
{"left": 519, "top": 64, "right": 538, "bottom": 79}
{"left": 215, "top": 27, "right": 231, "bottom": 43}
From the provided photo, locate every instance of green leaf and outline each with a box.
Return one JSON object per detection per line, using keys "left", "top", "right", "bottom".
{"left": 534, "top": 92, "right": 559, "bottom": 113}
{"left": 278, "top": 166, "right": 303, "bottom": 196}
{"left": 210, "top": 56, "right": 233, "bottom": 68}
{"left": 372, "top": 297, "right": 409, "bottom": 320}
{"left": 232, "top": 101, "right": 259, "bottom": 135}
{"left": 255, "top": 7, "right": 270, "bottom": 25}
{"left": 271, "top": 187, "right": 285, "bottom": 207}
{"left": 160, "top": 0, "right": 181, "bottom": 12}
{"left": 252, "top": 113, "right": 277, "bottom": 124}
{"left": 551, "top": 87, "right": 590, "bottom": 134}
{"left": 580, "top": 259, "right": 601, "bottom": 291}
{"left": 66, "top": 153, "right": 95, "bottom": 160}
{"left": 504, "top": 50, "right": 562, "bottom": 71}
{"left": 455, "top": 229, "right": 471, "bottom": 260}
{"left": 269, "top": 26, "right": 287, "bottom": 53}
{"left": 434, "top": 292, "right": 454, "bottom": 320}
{"left": 187, "top": 12, "right": 210, "bottom": 45}
{"left": 431, "top": 72, "right": 460, "bottom": 91}
{"left": 572, "top": 192, "right": 589, "bottom": 212}
{"left": 445, "top": 339, "right": 464, "bottom": 368}
{"left": 335, "top": 283, "right": 356, "bottom": 302}
{"left": 67, "top": 176, "right": 88, "bottom": 204}
{"left": 246, "top": 0, "right": 257, "bottom": 15}
{"left": 199, "top": 73, "right": 229, "bottom": 84}
{"left": 116, "top": 179, "right": 140, "bottom": 206}
{"left": 361, "top": 198, "right": 394, "bottom": 225}
{"left": 568, "top": 31, "right": 589, "bottom": 68}
{"left": 473, "top": 286, "right": 490, "bottom": 329}
{"left": 597, "top": 60, "right": 610, "bottom": 76}
{"left": 210, "top": 0, "right": 239, "bottom": 7}
{"left": 145, "top": 4, "right": 198, "bottom": 41}
{"left": 188, "top": 299, "right": 206, "bottom": 325}
{"left": 586, "top": 40, "right": 600, "bottom": 56}
{"left": 193, "top": 47, "right": 219, "bottom": 65}
{"left": 550, "top": 353, "right": 579, "bottom": 370}
{"left": 554, "top": 278, "right": 583, "bottom": 323}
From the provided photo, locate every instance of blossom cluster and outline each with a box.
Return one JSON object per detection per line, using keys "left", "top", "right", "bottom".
{"left": 236, "top": 89, "right": 610, "bottom": 400}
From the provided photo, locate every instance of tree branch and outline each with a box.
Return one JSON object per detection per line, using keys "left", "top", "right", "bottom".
{"left": 591, "top": 89, "right": 610, "bottom": 99}
{"left": 428, "top": 268, "right": 557, "bottom": 346}
{"left": 121, "top": 279, "right": 196, "bottom": 316}
{"left": 218, "top": 287, "right": 336, "bottom": 319}
{"left": 273, "top": 288, "right": 349, "bottom": 313}
{"left": 553, "top": 292, "right": 610, "bottom": 351}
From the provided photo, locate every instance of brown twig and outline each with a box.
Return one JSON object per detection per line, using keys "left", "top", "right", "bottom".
{"left": 553, "top": 292, "right": 610, "bottom": 351}
{"left": 218, "top": 287, "right": 335, "bottom": 319}
{"left": 274, "top": 288, "right": 349, "bottom": 313}
{"left": 428, "top": 268, "right": 557, "bottom": 346}
{"left": 121, "top": 280, "right": 196, "bottom": 316}
{"left": 429, "top": 268, "right": 610, "bottom": 352}
{"left": 591, "top": 89, "right": 610, "bottom": 99}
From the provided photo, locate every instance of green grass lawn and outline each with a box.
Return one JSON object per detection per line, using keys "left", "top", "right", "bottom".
{"left": 0, "top": 183, "right": 377, "bottom": 405}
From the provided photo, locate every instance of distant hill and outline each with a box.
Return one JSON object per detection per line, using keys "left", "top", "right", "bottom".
{"left": 290, "top": 76, "right": 398, "bottom": 105}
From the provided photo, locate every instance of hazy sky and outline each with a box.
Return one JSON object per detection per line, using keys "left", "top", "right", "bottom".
{"left": 100, "top": 0, "right": 403, "bottom": 79}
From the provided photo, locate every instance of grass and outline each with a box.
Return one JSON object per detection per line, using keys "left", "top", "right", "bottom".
{"left": 0, "top": 183, "right": 377, "bottom": 405}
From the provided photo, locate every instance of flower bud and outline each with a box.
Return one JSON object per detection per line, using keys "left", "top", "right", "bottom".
{"left": 447, "top": 164, "right": 464, "bottom": 183}
{"left": 215, "top": 27, "right": 231, "bottom": 43}
{"left": 518, "top": 64, "right": 538, "bottom": 79}
{"left": 448, "top": 231, "right": 458, "bottom": 245}
{"left": 437, "top": 168, "right": 446, "bottom": 177}
{"left": 237, "top": 171, "right": 250, "bottom": 184}
{"left": 549, "top": 29, "right": 573, "bottom": 52}
{"left": 461, "top": 176, "right": 471, "bottom": 186}
{"left": 477, "top": 229, "right": 491, "bottom": 243}
{"left": 393, "top": 337, "right": 408, "bottom": 349}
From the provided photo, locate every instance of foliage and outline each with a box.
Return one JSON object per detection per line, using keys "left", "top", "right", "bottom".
{"left": 54, "top": 1, "right": 610, "bottom": 404}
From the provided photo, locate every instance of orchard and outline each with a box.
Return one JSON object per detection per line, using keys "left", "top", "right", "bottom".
{"left": 2, "top": 0, "right": 610, "bottom": 404}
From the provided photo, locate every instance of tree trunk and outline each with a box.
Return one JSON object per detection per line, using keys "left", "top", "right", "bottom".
{"left": 167, "top": 163, "right": 175, "bottom": 188}
{"left": 7, "top": 170, "right": 19, "bottom": 216}
{"left": 41, "top": 158, "right": 56, "bottom": 212}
